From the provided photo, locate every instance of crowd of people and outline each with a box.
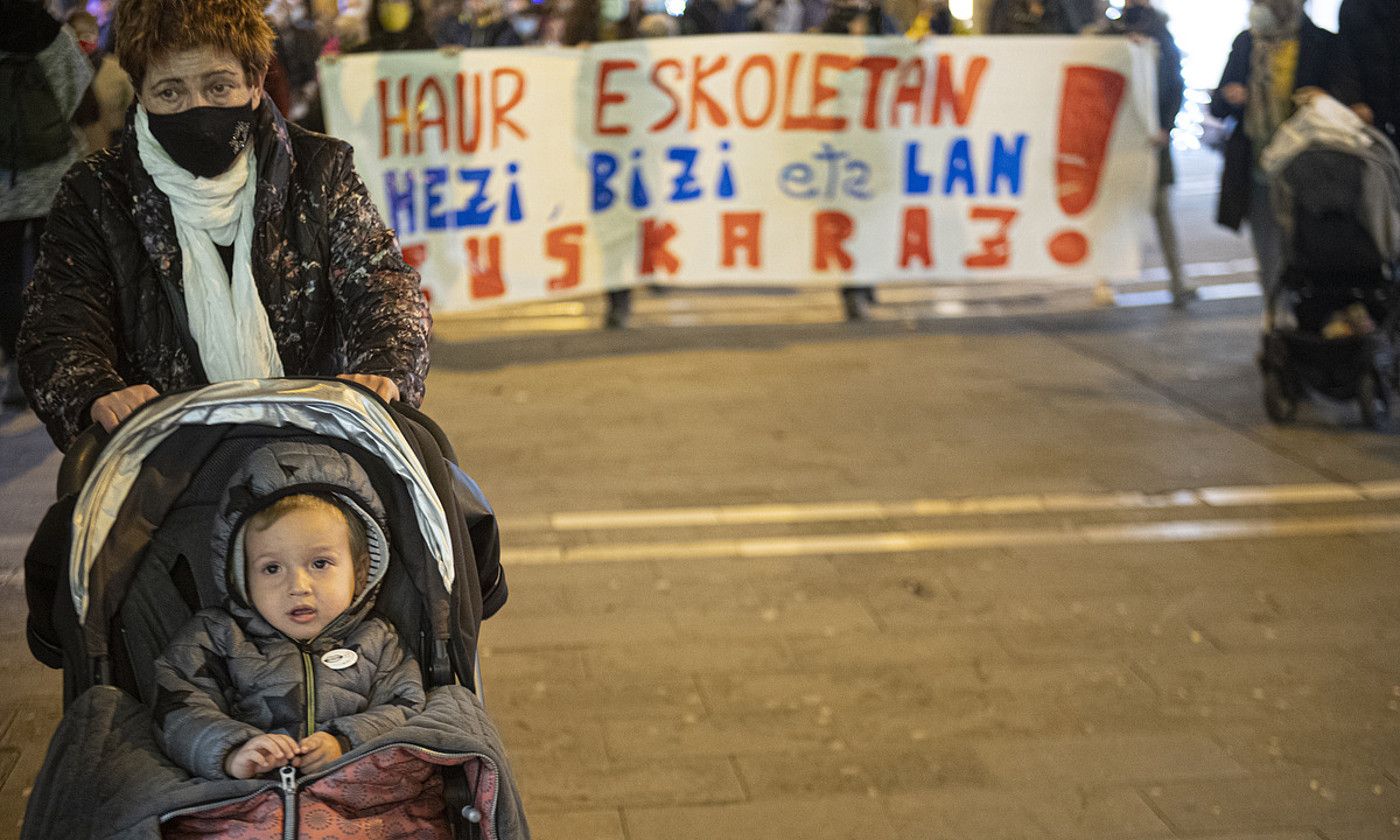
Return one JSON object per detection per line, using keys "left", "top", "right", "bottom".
{"left": 2, "top": 0, "right": 1399, "bottom": 418}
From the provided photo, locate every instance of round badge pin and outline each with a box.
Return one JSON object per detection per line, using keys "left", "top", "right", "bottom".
{"left": 321, "top": 649, "right": 359, "bottom": 670}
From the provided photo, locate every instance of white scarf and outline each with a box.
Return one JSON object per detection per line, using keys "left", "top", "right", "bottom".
{"left": 135, "top": 105, "right": 284, "bottom": 381}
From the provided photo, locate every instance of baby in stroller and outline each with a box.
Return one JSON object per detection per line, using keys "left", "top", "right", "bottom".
{"left": 21, "top": 380, "right": 528, "bottom": 840}
{"left": 154, "top": 444, "right": 426, "bottom": 782}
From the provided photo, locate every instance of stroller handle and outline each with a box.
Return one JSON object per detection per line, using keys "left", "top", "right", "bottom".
{"left": 57, "top": 424, "right": 110, "bottom": 500}
{"left": 54, "top": 377, "right": 406, "bottom": 501}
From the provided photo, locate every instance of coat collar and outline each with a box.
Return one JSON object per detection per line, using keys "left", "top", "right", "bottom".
{"left": 122, "top": 98, "right": 295, "bottom": 289}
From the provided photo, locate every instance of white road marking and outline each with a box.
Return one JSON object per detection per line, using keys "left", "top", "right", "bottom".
{"left": 502, "top": 512, "right": 1400, "bottom": 565}
{"left": 506, "top": 480, "right": 1400, "bottom": 534}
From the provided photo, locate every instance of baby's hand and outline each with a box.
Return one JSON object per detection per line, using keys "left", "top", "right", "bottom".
{"left": 297, "top": 731, "right": 343, "bottom": 773}
{"left": 225, "top": 733, "right": 300, "bottom": 779}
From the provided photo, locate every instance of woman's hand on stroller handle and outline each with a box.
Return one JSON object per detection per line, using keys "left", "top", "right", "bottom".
{"left": 336, "top": 373, "right": 400, "bottom": 404}
{"left": 89, "top": 384, "right": 160, "bottom": 432}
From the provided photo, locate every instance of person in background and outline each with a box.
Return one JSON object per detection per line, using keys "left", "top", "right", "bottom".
{"left": 67, "top": 10, "right": 134, "bottom": 153}
{"left": 1338, "top": 0, "right": 1400, "bottom": 150}
{"left": 0, "top": 0, "right": 92, "bottom": 409}
{"left": 266, "top": 0, "right": 325, "bottom": 123}
{"left": 17, "top": 0, "right": 430, "bottom": 450}
{"left": 1094, "top": 0, "right": 1191, "bottom": 306}
{"left": 435, "top": 0, "right": 524, "bottom": 47}
{"left": 821, "top": 0, "right": 894, "bottom": 320}
{"left": 1210, "top": 0, "right": 1359, "bottom": 298}
{"left": 355, "top": 0, "right": 437, "bottom": 51}
{"left": 988, "top": 0, "right": 1097, "bottom": 33}
{"left": 905, "top": 0, "right": 954, "bottom": 38}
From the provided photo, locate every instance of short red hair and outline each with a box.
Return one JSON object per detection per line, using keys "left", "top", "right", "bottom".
{"left": 116, "top": 0, "right": 275, "bottom": 91}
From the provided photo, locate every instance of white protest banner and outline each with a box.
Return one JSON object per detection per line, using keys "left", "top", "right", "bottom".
{"left": 320, "top": 35, "right": 1159, "bottom": 313}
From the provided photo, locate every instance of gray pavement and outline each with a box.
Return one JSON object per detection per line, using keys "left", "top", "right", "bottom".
{"left": 2, "top": 149, "right": 1400, "bottom": 838}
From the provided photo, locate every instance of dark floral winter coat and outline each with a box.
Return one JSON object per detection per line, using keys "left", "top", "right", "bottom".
{"left": 16, "top": 101, "right": 431, "bottom": 451}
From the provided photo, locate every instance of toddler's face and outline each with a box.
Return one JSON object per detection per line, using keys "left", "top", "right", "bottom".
{"left": 245, "top": 505, "right": 358, "bottom": 641}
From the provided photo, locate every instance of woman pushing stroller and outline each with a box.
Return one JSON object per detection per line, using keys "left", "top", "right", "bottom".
{"left": 15, "top": 0, "right": 429, "bottom": 451}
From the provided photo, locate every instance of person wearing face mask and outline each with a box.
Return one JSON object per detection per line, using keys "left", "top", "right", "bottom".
{"left": 436, "top": 0, "right": 526, "bottom": 47}
{"left": 0, "top": 0, "right": 92, "bottom": 410}
{"left": 1210, "top": 0, "right": 1360, "bottom": 297}
{"left": 15, "top": 0, "right": 432, "bottom": 451}
{"left": 356, "top": 0, "right": 438, "bottom": 50}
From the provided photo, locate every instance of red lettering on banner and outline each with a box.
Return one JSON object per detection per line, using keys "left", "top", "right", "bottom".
{"left": 856, "top": 56, "right": 899, "bottom": 130}
{"left": 783, "top": 53, "right": 851, "bottom": 131}
{"left": 932, "top": 55, "right": 988, "bottom": 126}
{"left": 721, "top": 211, "right": 763, "bottom": 268}
{"left": 454, "top": 72, "right": 482, "bottom": 153}
{"left": 415, "top": 77, "right": 448, "bottom": 153}
{"left": 964, "top": 206, "right": 1017, "bottom": 268}
{"left": 401, "top": 242, "right": 427, "bottom": 270}
{"left": 378, "top": 77, "right": 411, "bottom": 157}
{"left": 735, "top": 55, "right": 777, "bottom": 128}
{"left": 596, "top": 60, "right": 637, "bottom": 135}
{"left": 491, "top": 68, "right": 527, "bottom": 147}
{"left": 689, "top": 55, "right": 730, "bottom": 131}
{"left": 813, "top": 211, "right": 854, "bottom": 271}
{"left": 640, "top": 219, "right": 682, "bottom": 275}
{"left": 889, "top": 58, "right": 925, "bottom": 127}
{"left": 465, "top": 236, "right": 506, "bottom": 298}
{"left": 649, "top": 59, "right": 684, "bottom": 132}
{"left": 780, "top": 52, "right": 803, "bottom": 130}
{"left": 545, "top": 224, "right": 585, "bottom": 290}
{"left": 900, "top": 207, "right": 933, "bottom": 268}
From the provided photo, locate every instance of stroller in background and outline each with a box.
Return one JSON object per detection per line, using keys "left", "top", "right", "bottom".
{"left": 1258, "top": 95, "right": 1400, "bottom": 428}
{"left": 19, "top": 379, "right": 527, "bottom": 840}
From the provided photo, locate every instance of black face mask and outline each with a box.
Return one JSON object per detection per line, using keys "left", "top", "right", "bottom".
{"left": 146, "top": 103, "right": 256, "bottom": 178}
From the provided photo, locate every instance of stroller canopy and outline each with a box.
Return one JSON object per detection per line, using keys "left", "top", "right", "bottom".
{"left": 68, "top": 379, "right": 455, "bottom": 628}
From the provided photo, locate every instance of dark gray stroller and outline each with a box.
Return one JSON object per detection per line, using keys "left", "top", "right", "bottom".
{"left": 1258, "top": 109, "right": 1400, "bottom": 428}
{"left": 20, "top": 379, "right": 527, "bottom": 840}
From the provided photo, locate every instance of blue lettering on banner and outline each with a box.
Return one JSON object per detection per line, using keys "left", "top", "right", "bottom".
{"left": 380, "top": 163, "right": 525, "bottom": 236}
{"left": 591, "top": 152, "right": 619, "bottom": 212}
{"left": 424, "top": 168, "right": 449, "bottom": 230}
{"left": 667, "top": 147, "right": 702, "bottom": 202}
{"left": 902, "top": 134, "right": 1029, "bottom": 198}
{"left": 384, "top": 170, "right": 416, "bottom": 235}
{"left": 988, "top": 133, "right": 1028, "bottom": 197}
{"left": 780, "top": 143, "right": 872, "bottom": 201}
{"left": 589, "top": 141, "right": 738, "bottom": 215}
{"left": 455, "top": 168, "right": 496, "bottom": 227}
{"left": 943, "top": 138, "right": 976, "bottom": 195}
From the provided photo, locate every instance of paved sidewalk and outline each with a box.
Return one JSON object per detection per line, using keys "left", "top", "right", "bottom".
{"left": 2, "top": 148, "right": 1398, "bottom": 838}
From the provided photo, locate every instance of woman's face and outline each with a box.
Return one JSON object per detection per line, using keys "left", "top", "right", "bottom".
{"left": 140, "top": 46, "right": 262, "bottom": 116}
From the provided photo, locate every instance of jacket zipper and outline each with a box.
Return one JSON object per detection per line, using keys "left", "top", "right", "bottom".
{"left": 300, "top": 649, "right": 316, "bottom": 739}
{"left": 280, "top": 765, "right": 298, "bottom": 840}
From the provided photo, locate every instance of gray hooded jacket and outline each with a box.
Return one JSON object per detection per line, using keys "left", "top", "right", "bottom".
{"left": 151, "top": 442, "right": 426, "bottom": 780}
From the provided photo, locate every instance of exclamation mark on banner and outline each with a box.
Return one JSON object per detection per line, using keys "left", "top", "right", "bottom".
{"left": 1048, "top": 66, "right": 1127, "bottom": 266}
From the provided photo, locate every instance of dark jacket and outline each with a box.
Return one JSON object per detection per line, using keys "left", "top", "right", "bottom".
{"left": 1101, "top": 6, "right": 1184, "bottom": 185}
{"left": 989, "top": 0, "right": 1097, "bottom": 33}
{"left": 1339, "top": 0, "right": 1400, "bottom": 149}
{"left": 17, "top": 100, "right": 431, "bottom": 451}
{"left": 152, "top": 442, "right": 426, "bottom": 781}
{"left": 1210, "top": 19, "right": 1361, "bottom": 230}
